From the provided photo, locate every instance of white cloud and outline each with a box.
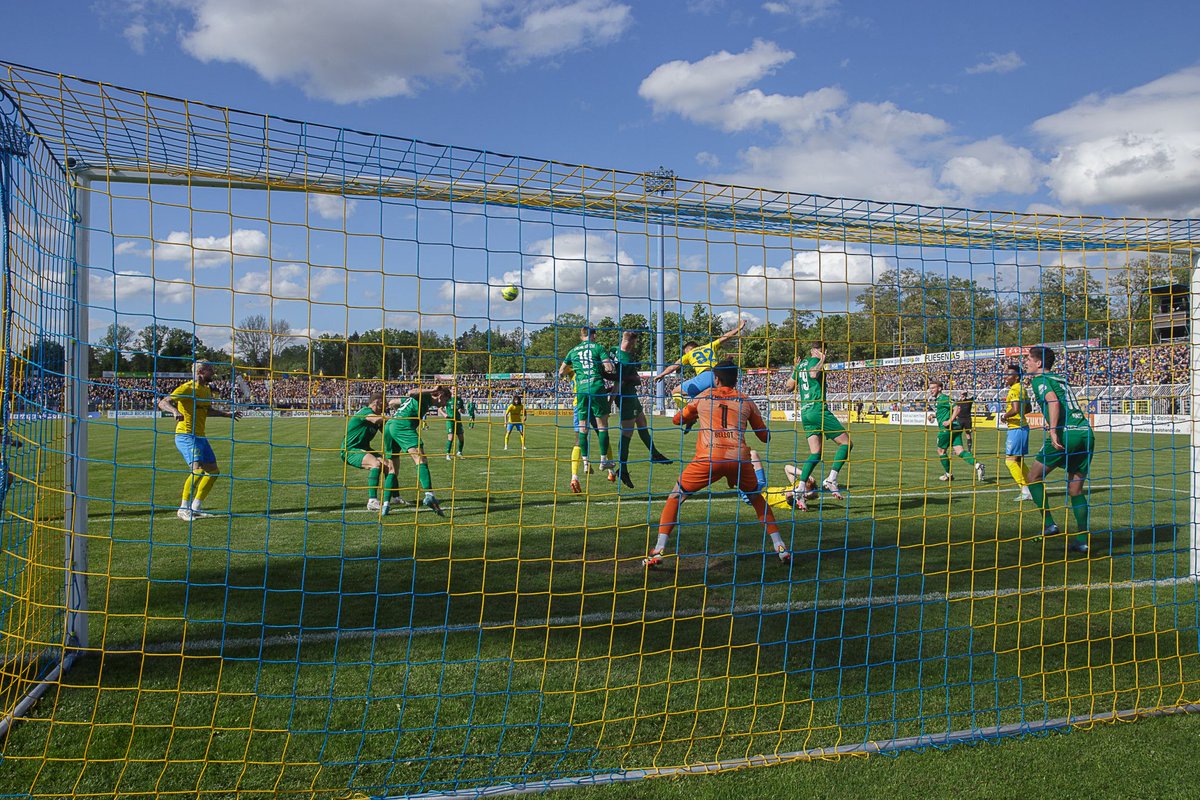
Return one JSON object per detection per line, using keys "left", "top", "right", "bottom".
{"left": 641, "top": 40, "right": 1046, "bottom": 206}
{"left": 123, "top": 20, "right": 149, "bottom": 54}
{"left": 695, "top": 151, "right": 720, "bottom": 168}
{"left": 719, "top": 247, "right": 886, "bottom": 310}
{"left": 176, "top": 0, "right": 484, "bottom": 102}
{"left": 154, "top": 228, "right": 268, "bottom": 267}
{"left": 639, "top": 39, "right": 845, "bottom": 133}
{"left": 129, "top": 0, "right": 631, "bottom": 103}
{"left": 308, "top": 194, "right": 358, "bottom": 222}
{"left": 89, "top": 270, "right": 193, "bottom": 306}
{"left": 114, "top": 240, "right": 145, "bottom": 256}
{"left": 966, "top": 51, "right": 1024, "bottom": 75}
{"left": 234, "top": 263, "right": 344, "bottom": 300}
{"left": 940, "top": 136, "right": 1041, "bottom": 196}
{"left": 1033, "top": 66, "right": 1200, "bottom": 215}
{"left": 761, "top": 0, "right": 837, "bottom": 22}
{"left": 718, "top": 309, "right": 761, "bottom": 329}
{"left": 481, "top": 0, "right": 632, "bottom": 63}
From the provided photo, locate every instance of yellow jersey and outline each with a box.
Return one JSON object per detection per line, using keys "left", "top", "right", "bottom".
{"left": 171, "top": 380, "right": 212, "bottom": 436}
{"left": 680, "top": 339, "right": 720, "bottom": 374}
{"left": 1004, "top": 382, "right": 1028, "bottom": 427}
{"left": 505, "top": 403, "right": 526, "bottom": 423}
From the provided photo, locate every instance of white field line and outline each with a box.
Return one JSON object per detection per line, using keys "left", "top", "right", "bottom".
{"left": 127, "top": 575, "right": 1197, "bottom": 656}
{"left": 86, "top": 482, "right": 1187, "bottom": 524}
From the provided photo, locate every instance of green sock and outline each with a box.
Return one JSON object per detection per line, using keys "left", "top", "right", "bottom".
{"left": 367, "top": 467, "right": 381, "bottom": 500}
{"left": 939, "top": 457, "right": 951, "bottom": 473}
{"left": 959, "top": 451, "right": 976, "bottom": 466}
{"left": 384, "top": 472, "right": 399, "bottom": 501}
{"left": 446, "top": 438, "right": 453, "bottom": 454}
{"left": 1070, "top": 494, "right": 1089, "bottom": 533}
{"left": 637, "top": 427, "right": 654, "bottom": 449}
{"left": 578, "top": 432, "right": 589, "bottom": 459}
{"left": 832, "top": 444, "right": 850, "bottom": 473}
{"left": 598, "top": 430, "right": 610, "bottom": 460}
{"left": 417, "top": 463, "right": 432, "bottom": 492}
{"left": 1029, "top": 482, "right": 1055, "bottom": 528}
{"left": 799, "top": 453, "right": 822, "bottom": 482}
{"left": 619, "top": 434, "right": 631, "bottom": 468}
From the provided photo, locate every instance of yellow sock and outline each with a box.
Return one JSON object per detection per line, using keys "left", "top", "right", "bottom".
{"left": 181, "top": 473, "right": 198, "bottom": 506}
{"left": 196, "top": 473, "right": 218, "bottom": 502}
{"left": 571, "top": 446, "right": 582, "bottom": 478}
{"left": 1005, "top": 458, "right": 1026, "bottom": 487}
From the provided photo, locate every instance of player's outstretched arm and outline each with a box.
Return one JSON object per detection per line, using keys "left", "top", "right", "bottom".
{"left": 653, "top": 360, "right": 682, "bottom": 382}
{"left": 209, "top": 404, "right": 242, "bottom": 421}
{"left": 714, "top": 318, "right": 747, "bottom": 346}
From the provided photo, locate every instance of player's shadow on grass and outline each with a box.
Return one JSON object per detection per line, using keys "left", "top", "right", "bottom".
{"left": 1096, "top": 524, "right": 1178, "bottom": 555}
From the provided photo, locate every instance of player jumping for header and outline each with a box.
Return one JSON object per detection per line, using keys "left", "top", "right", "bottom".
{"left": 652, "top": 318, "right": 746, "bottom": 434}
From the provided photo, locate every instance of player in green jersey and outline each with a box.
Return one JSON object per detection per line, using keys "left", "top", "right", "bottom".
{"left": 784, "top": 343, "right": 852, "bottom": 499}
{"left": 339, "top": 392, "right": 396, "bottom": 512}
{"left": 611, "top": 330, "right": 671, "bottom": 488}
{"left": 560, "top": 326, "right": 617, "bottom": 493}
{"left": 444, "top": 392, "right": 467, "bottom": 460}
{"left": 466, "top": 400, "right": 477, "bottom": 428}
{"left": 381, "top": 386, "right": 452, "bottom": 516}
{"left": 929, "top": 380, "right": 984, "bottom": 483}
{"left": 1023, "top": 346, "right": 1094, "bottom": 554}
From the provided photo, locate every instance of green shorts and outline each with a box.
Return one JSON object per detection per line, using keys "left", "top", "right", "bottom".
{"left": 617, "top": 393, "right": 643, "bottom": 422}
{"left": 575, "top": 392, "right": 611, "bottom": 423}
{"left": 383, "top": 420, "right": 422, "bottom": 456}
{"left": 800, "top": 406, "right": 845, "bottom": 441}
{"left": 936, "top": 425, "right": 965, "bottom": 450}
{"left": 340, "top": 448, "right": 378, "bottom": 469}
{"left": 1035, "top": 427, "right": 1094, "bottom": 476}
{"left": 446, "top": 421, "right": 464, "bottom": 435}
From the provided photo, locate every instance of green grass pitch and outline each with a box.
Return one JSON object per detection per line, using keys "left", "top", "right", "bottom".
{"left": 2, "top": 414, "right": 1197, "bottom": 798}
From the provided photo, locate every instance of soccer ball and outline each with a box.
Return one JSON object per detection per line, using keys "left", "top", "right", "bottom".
{"left": 501, "top": 285, "right": 519, "bottom": 301}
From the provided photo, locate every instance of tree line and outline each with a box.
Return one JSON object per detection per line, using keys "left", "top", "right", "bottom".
{"left": 14, "top": 255, "right": 1190, "bottom": 380}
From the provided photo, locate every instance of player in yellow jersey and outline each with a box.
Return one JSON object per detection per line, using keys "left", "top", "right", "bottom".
{"left": 503, "top": 394, "right": 527, "bottom": 450}
{"left": 157, "top": 361, "right": 242, "bottom": 521}
{"left": 653, "top": 319, "right": 745, "bottom": 433}
{"left": 1001, "top": 363, "right": 1033, "bottom": 502}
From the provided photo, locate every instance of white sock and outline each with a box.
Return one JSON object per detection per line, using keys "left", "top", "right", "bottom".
{"left": 769, "top": 531, "right": 784, "bottom": 548}
{"left": 654, "top": 533, "right": 669, "bottom": 551}
{"left": 827, "top": 470, "right": 838, "bottom": 483}
{"left": 191, "top": 499, "right": 202, "bottom": 511}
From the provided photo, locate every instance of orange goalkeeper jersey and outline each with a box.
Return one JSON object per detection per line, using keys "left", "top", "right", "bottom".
{"left": 676, "top": 386, "right": 768, "bottom": 461}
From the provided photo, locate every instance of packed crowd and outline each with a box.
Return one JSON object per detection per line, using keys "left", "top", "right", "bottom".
{"left": 14, "top": 343, "right": 1191, "bottom": 412}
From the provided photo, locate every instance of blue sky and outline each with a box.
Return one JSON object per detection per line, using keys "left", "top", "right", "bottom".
{"left": 5, "top": 0, "right": 1200, "bottom": 352}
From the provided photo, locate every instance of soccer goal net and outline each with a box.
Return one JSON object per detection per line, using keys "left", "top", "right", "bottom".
{"left": 1, "top": 62, "right": 1199, "bottom": 798}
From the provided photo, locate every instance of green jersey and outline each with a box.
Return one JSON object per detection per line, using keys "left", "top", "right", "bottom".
{"left": 466, "top": 401, "right": 477, "bottom": 418}
{"left": 563, "top": 341, "right": 610, "bottom": 394}
{"left": 446, "top": 396, "right": 465, "bottom": 422}
{"left": 393, "top": 394, "right": 434, "bottom": 428}
{"left": 933, "top": 394, "right": 954, "bottom": 426}
{"left": 341, "top": 406, "right": 379, "bottom": 451}
{"left": 1030, "top": 373, "right": 1090, "bottom": 430}
{"left": 791, "top": 357, "right": 826, "bottom": 409}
